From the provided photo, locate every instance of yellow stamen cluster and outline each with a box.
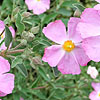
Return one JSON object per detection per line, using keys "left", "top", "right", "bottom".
{"left": 1, "top": 34, "right": 3, "bottom": 39}
{"left": 98, "top": 93, "right": 100, "bottom": 97}
{"left": 37, "top": 0, "right": 40, "bottom": 1}
{"left": 63, "top": 40, "right": 75, "bottom": 52}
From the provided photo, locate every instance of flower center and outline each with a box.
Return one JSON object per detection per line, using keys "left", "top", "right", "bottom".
{"left": 63, "top": 40, "right": 75, "bottom": 52}
{"left": 37, "top": 0, "right": 40, "bottom": 1}
{"left": 1, "top": 34, "right": 3, "bottom": 39}
{"left": 98, "top": 93, "right": 100, "bottom": 97}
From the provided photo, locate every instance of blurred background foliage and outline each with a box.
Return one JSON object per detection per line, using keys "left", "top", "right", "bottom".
{"left": 0, "top": 0, "right": 99, "bottom": 100}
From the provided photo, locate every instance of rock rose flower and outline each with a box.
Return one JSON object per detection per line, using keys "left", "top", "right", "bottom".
{"left": 0, "top": 20, "right": 15, "bottom": 50}
{"left": 77, "top": 8, "right": 100, "bottom": 62}
{"left": 89, "top": 82, "right": 100, "bottom": 100}
{"left": 0, "top": 56, "right": 14, "bottom": 97}
{"left": 25, "top": 0, "right": 50, "bottom": 15}
{"left": 87, "top": 66, "right": 98, "bottom": 79}
{"left": 42, "top": 18, "right": 90, "bottom": 75}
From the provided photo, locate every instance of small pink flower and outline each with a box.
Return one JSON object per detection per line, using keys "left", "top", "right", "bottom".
{"left": 25, "top": 0, "right": 50, "bottom": 15}
{"left": 89, "top": 82, "right": 100, "bottom": 100}
{"left": 77, "top": 8, "right": 100, "bottom": 62}
{"left": 0, "top": 56, "right": 15, "bottom": 97}
{"left": 42, "top": 18, "right": 90, "bottom": 75}
{"left": 87, "top": 66, "right": 98, "bottom": 79}
{"left": 0, "top": 20, "right": 15, "bottom": 51}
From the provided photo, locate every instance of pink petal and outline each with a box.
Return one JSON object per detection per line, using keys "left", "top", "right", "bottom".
{"left": 43, "top": 20, "right": 67, "bottom": 44}
{"left": 0, "top": 20, "right": 5, "bottom": 33}
{"left": 82, "top": 36, "right": 100, "bottom": 62}
{"left": 25, "top": 0, "right": 50, "bottom": 15}
{"left": 0, "top": 73, "right": 15, "bottom": 95}
{"left": 95, "top": 0, "right": 100, "bottom": 3}
{"left": 0, "top": 91, "right": 7, "bottom": 97}
{"left": 25, "top": 0, "right": 36, "bottom": 10}
{"left": 0, "top": 56, "right": 10, "bottom": 74}
{"left": 92, "top": 82, "right": 100, "bottom": 91}
{"left": 77, "top": 8, "right": 100, "bottom": 38}
{"left": 58, "top": 53, "right": 81, "bottom": 75}
{"left": 94, "top": 4, "right": 100, "bottom": 10}
{"left": 89, "top": 91, "right": 99, "bottom": 100}
{"left": 32, "top": 0, "right": 50, "bottom": 15}
{"left": 68, "top": 17, "right": 82, "bottom": 43}
{"left": 42, "top": 45, "right": 65, "bottom": 67}
{"left": 73, "top": 45, "right": 90, "bottom": 66}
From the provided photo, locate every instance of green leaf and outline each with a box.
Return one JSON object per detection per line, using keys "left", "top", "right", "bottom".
{"left": 73, "top": 3, "right": 85, "bottom": 12}
{"left": 11, "top": 56, "right": 23, "bottom": 68}
{"left": 16, "top": 64, "right": 28, "bottom": 77}
{"left": 42, "top": 13, "right": 57, "bottom": 24}
{"left": 16, "top": 13, "right": 25, "bottom": 34}
{"left": 38, "top": 67, "right": 50, "bottom": 82}
{"left": 5, "top": 26, "right": 12, "bottom": 48}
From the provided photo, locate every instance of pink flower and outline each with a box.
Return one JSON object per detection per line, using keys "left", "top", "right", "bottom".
{"left": 89, "top": 82, "right": 100, "bottom": 100}
{"left": 25, "top": 0, "right": 50, "bottom": 15}
{"left": 87, "top": 66, "right": 98, "bottom": 79}
{"left": 77, "top": 8, "right": 100, "bottom": 62}
{"left": 0, "top": 56, "right": 14, "bottom": 97}
{"left": 42, "top": 18, "right": 90, "bottom": 75}
{"left": 0, "top": 20, "right": 15, "bottom": 51}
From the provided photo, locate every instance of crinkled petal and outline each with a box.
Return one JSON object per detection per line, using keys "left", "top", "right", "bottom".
{"left": 73, "top": 45, "right": 90, "bottom": 66}
{"left": 0, "top": 56, "right": 10, "bottom": 74}
{"left": 82, "top": 36, "right": 100, "bottom": 62}
{"left": 0, "top": 91, "right": 7, "bottom": 97}
{"left": 89, "top": 91, "right": 99, "bottom": 100}
{"left": 25, "top": 0, "right": 36, "bottom": 10}
{"left": 68, "top": 17, "right": 82, "bottom": 43}
{"left": 0, "top": 20, "right": 5, "bottom": 34}
{"left": 0, "top": 73, "right": 15, "bottom": 95}
{"left": 42, "top": 45, "right": 65, "bottom": 67}
{"left": 25, "top": 0, "right": 50, "bottom": 15}
{"left": 94, "top": 4, "right": 100, "bottom": 10}
{"left": 92, "top": 82, "right": 100, "bottom": 91}
{"left": 95, "top": 0, "right": 100, "bottom": 3}
{"left": 77, "top": 8, "right": 100, "bottom": 38}
{"left": 43, "top": 20, "right": 67, "bottom": 44}
{"left": 32, "top": 0, "right": 50, "bottom": 15}
{"left": 58, "top": 53, "right": 81, "bottom": 75}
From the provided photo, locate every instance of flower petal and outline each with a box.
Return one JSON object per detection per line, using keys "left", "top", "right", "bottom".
{"left": 68, "top": 17, "right": 82, "bottom": 43}
{"left": 25, "top": 0, "right": 50, "bottom": 15}
{"left": 92, "top": 82, "right": 100, "bottom": 91}
{"left": 77, "top": 8, "right": 100, "bottom": 38}
{"left": 43, "top": 20, "right": 67, "bottom": 44}
{"left": 0, "top": 73, "right": 15, "bottom": 94}
{"left": 0, "top": 56, "right": 10, "bottom": 74}
{"left": 94, "top": 4, "right": 100, "bottom": 10}
{"left": 95, "top": 0, "right": 100, "bottom": 3}
{"left": 0, "top": 20, "right": 5, "bottom": 33}
{"left": 82, "top": 36, "right": 100, "bottom": 62}
{"left": 58, "top": 53, "right": 81, "bottom": 75}
{"left": 32, "top": 0, "right": 50, "bottom": 15}
{"left": 73, "top": 45, "right": 90, "bottom": 66}
{"left": 89, "top": 91, "right": 98, "bottom": 100}
{"left": 42, "top": 45, "right": 65, "bottom": 67}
